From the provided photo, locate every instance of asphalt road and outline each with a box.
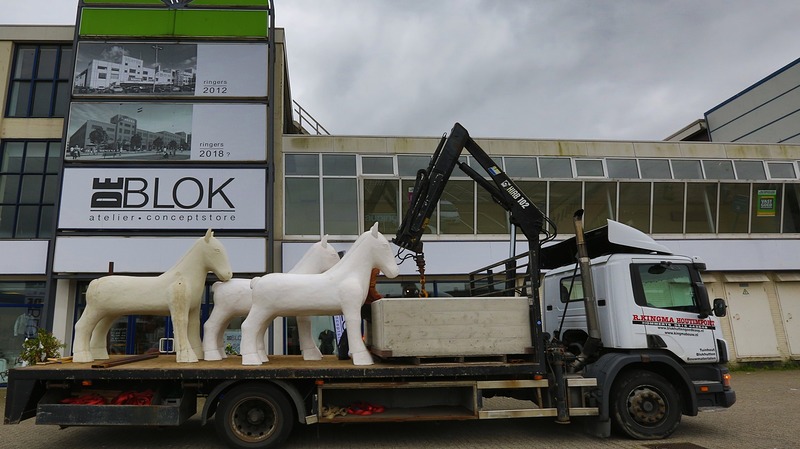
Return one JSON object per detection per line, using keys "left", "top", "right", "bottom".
{"left": 1, "top": 369, "right": 797, "bottom": 449}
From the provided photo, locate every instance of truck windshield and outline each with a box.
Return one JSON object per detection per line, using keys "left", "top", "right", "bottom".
{"left": 633, "top": 263, "right": 697, "bottom": 312}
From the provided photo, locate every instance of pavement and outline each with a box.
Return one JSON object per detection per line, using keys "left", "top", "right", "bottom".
{"left": 1, "top": 369, "right": 797, "bottom": 449}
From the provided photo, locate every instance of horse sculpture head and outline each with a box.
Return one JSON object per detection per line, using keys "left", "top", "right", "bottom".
{"left": 299, "top": 235, "right": 340, "bottom": 273}
{"left": 366, "top": 222, "right": 400, "bottom": 279}
{"left": 202, "top": 229, "right": 233, "bottom": 281}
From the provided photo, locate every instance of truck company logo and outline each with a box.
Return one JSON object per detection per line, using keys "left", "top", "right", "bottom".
{"left": 632, "top": 314, "right": 716, "bottom": 330}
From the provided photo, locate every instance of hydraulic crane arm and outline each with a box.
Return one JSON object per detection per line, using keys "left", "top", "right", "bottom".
{"left": 393, "top": 122, "right": 554, "bottom": 277}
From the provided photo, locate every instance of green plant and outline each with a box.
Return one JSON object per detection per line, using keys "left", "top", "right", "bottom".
{"left": 224, "top": 343, "right": 239, "bottom": 356}
{"left": 20, "top": 329, "right": 65, "bottom": 366}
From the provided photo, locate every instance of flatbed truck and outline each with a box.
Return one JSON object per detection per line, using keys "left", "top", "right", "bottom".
{"left": 4, "top": 123, "right": 735, "bottom": 448}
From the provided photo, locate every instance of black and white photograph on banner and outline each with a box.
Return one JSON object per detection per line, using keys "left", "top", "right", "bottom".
{"left": 72, "top": 42, "right": 267, "bottom": 98}
{"left": 66, "top": 102, "right": 267, "bottom": 162}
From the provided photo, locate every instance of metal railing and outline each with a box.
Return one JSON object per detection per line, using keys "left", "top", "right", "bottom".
{"left": 468, "top": 252, "right": 533, "bottom": 297}
{"left": 292, "top": 100, "right": 330, "bottom": 135}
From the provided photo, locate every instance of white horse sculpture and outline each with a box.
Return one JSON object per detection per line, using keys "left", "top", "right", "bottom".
{"left": 72, "top": 229, "right": 233, "bottom": 363}
{"left": 202, "top": 236, "right": 340, "bottom": 361}
{"left": 241, "top": 223, "right": 399, "bottom": 366}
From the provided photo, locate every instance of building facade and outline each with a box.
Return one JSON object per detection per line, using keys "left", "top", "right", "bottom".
{"left": 1, "top": 19, "right": 799, "bottom": 385}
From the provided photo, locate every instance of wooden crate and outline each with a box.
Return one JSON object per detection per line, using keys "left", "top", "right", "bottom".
{"left": 369, "top": 297, "right": 532, "bottom": 358}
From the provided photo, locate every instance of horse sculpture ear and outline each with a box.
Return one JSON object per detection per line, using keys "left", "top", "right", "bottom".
{"left": 370, "top": 222, "right": 379, "bottom": 237}
{"left": 204, "top": 229, "right": 213, "bottom": 242}
{"left": 321, "top": 234, "right": 328, "bottom": 247}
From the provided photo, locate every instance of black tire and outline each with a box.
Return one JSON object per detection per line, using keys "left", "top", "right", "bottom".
{"left": 610, "top": 370, "right": 681, "bottom": 440}
{"left": 214, "top": 383, "right": 294, "bottom": 449}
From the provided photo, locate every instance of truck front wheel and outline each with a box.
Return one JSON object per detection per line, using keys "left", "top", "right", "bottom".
{"left": 610, "top": 370, "right": 681, "bottom": 440}
{"left": 214, "top": 383, "right": 294, "bottom": 449}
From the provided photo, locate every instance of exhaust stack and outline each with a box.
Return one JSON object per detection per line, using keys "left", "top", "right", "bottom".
{"left": 570, "top": 210, "right": 602, "bottom": 371}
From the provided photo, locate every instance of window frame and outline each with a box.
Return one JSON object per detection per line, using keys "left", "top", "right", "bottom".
{"left": 6, "top": 43, "right": 72, "bottom": 118}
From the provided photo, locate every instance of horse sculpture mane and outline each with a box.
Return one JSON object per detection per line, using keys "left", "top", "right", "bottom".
{"left": 72, "top": 229, "right": 233, "bottom": 363}
{"left": 202, "top": 236, "right": 340, "bottom": 361}
{"left": 241, "top": 223, "right": 399, "bottom": 366}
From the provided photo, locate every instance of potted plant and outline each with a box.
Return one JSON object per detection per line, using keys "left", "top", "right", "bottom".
{"left": 20, "top": 329, "right": 65, "bottom": 366}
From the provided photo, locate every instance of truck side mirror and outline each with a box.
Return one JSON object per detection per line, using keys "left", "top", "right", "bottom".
{"left": 713, "top": 298, "right": 727, "bottom": 317}
{"left": 695, "top": 282, "right": 712, "bottom": 319}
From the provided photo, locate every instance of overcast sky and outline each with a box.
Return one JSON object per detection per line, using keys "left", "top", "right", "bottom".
{"left": 5, "top": 0, "right": 800, "bottom": 140}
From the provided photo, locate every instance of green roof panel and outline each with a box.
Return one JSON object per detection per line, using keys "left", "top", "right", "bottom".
{"left": 79, "top": 7, "right": 268, "bottom": 38}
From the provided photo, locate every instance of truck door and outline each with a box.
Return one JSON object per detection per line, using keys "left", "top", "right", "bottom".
{"left": 629, "top": 261, "right": 720, "bottom": 363}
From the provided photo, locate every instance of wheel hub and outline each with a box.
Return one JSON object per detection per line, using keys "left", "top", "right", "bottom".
{"left": 231, "top": 399, "right": 277, "bottom": 442}
{"left": 627, "top": 386, "right": 666, "bottom": 425}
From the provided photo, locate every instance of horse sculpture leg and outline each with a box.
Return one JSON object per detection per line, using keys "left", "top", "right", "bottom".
{"left": 189, "top": 306, "right": 203, "bottom": 360}
{"left": 202, "top": 307, "right": 235, "bottom": 361}
{"left": 169, "top": 282, "right": 198, "bottom": 363}
{"left": 89, "top": 315, "right": 119, "bottom": 359}
{"left": 240, "top": 305, "right": 274, "bottom": 365}
{"left": 73, "top": 307, "right": 104, "bottom": 363}
{"left": 342, "top": 305, "right": 374, "bottom": 366}
{"left": 297, "top": 316, "right": 323, "bottom": 361}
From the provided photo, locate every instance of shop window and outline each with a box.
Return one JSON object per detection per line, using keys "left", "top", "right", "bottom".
{"left": 6, "top": 44, "right": 72, "bottom": 118}
{"left": 718, "top": 183, "right": 750, "bottom": 233}
{"left": 652, "top": 182, "right": 685, "bottom": 234}
{"left": 686, "top": 183, "right": 718, "bottom": 233}
{"left": 751, "top": 184, "right": 782, "bottom": 233}
{"left": 285, "top": 154, "right": 318, "bottom": 175}
{"left": 548, "top": 181, "right": 581, "bottom": 235}
{"left": 0, "top": 281, "right": 46, "bottom": 379}
{"left": 284, "top": 178, "right": 320, "bottom": 235}
{"left": 618, "top": 182, "right": 651, "bottom": 233}
{"left": 583, "top": 182, "right": 616, "bottom": 230}
{"left": 504, "top": 157, "right": 539, "bottom": 178}
{"left": 362, "top": 156, "right": 394, "bottom": 175}
{"left": 0, "top": 141, "right": 61, "bottom": 238}
{"left": 322, "top": 154, "right": 355, "bottom": 176}
{"left": 323, "top": 178, "right": 358, "bottom": 235}
{"left": 671, "top": 160, "right": 703, "bottom": 180}
{"left": 440, "top": 180, "right": 474, "bottom": 234}
{"left": 364, "top": 179, "right": 399, "bottom": 235}
{"left": 782, "top": 183, "right": 800, "bottom": 233}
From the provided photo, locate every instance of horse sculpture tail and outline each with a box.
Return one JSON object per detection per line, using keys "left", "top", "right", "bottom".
{"left": 249, "top": 276, "right": 262, "bottom": 289}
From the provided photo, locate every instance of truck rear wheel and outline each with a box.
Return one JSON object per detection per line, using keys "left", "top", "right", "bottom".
{"left": 610, "top": 370, "right": 681, "bottom": 440}
{"left": 214, "top": 383, "right": 294, "bottom": 449}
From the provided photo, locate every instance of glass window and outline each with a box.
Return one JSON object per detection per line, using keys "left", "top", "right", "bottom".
{"left": 539, "top": 158, "right": 573, "bottom": 178}
{"left": 751, "top": 184, "right": 781, "bottom": 233}
{"left": 559, "top": 276, "right": 585, "bottom": 302}
{"left": 477, "top": 187, "right": 508, "bottom": 234}
{"left": 517, "top": 181, "right": 548, "bottom": 233}
{"left": 323, "top": 178, "right": 358, "bottom": 234}
{"left": 398, "top": 155, "right": 431, "bottom": 177}
{"left": 633, "top": 264, "right": 697, "bottom": 311}
{"left": 284, "top": 178, "right": 320, "bottom": 235}
{"left": 362, "top": 156, "right": 394, "bottom": 175}
{"left": 440, "top": 180, "right": 473, "bottom": 234}
{"left": 6, "top": 44, "right": 72, "bottom": 118}
{"left": 686, "top": 183, "right": 718, "bottom": 233}
{"left": 575, "top": 159, "right": 604, "bottom": 177}
{"left": 607, "top": 159, "right": 639, "bottom": 178}
{"left": 652, "top": 183, "right": 684, "bottom": 234}
{"left": 671, "top": 160, "right": 703, "bottom": 179}
{"left": 718, "top": 183, "right": 749, "bottom": 233}
{"left": 0, "top": 281, "right": 46, "bottom": 378}
{"left": 584, "top": 182, "right": 616, "bottom": 230}
{"left": 618, "top": 182, "right": 651, "bottom": 233}
{"left": 734, "top": 160, "right": 766, "bottom": 180}
{"left": 768, "top": 162, "right": 796, "bottom": 179}
{"left": 504, "top": 157, "right": 539, "bottom": 178}
{"left": 702, "top": 160, "right": 735, "bottom": 179}
{"left": 285, "top": 154, "right": 318, "bottom": 176}
{"left": 0, "top": 141, "right": 61, "bottom": 238}
{"left": 322, "top": 154, "right": 356, "bottom": 176}
{"left": 364, "top": 179, "right": 399, "bottom": 235}
{"left": 783, "top": 183, "right": 800, "bottom": 233}
{"left": 401, "top": 179, "right": 435, "bottom": 236}
{"left": 548, "top": 181, "right": 582, "bottom": 235}
{"left": 639, "top": 159, "right": 671, "bottom": 179}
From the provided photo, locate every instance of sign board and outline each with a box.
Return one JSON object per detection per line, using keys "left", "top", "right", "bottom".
{"left": 66, "top": 102, "right": 266, "bottom": 161}
{"left": 757, "top": 189, "right": 777, "bottom": 217}
{"left": 73, "top": 42, "right": 267, "bottom": 98}
{"left": 58, "top": 168, "right": 266, "bottom": 229}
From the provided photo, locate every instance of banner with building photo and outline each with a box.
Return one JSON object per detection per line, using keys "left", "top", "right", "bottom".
{"left": 72, "top": 42, "right": 267, "bottom": 97}
{"left": 66, "top": 102, "right": 266, "bottom": 161}
{"left": 58, "top": 167, "right": 266, "bottom": 230}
